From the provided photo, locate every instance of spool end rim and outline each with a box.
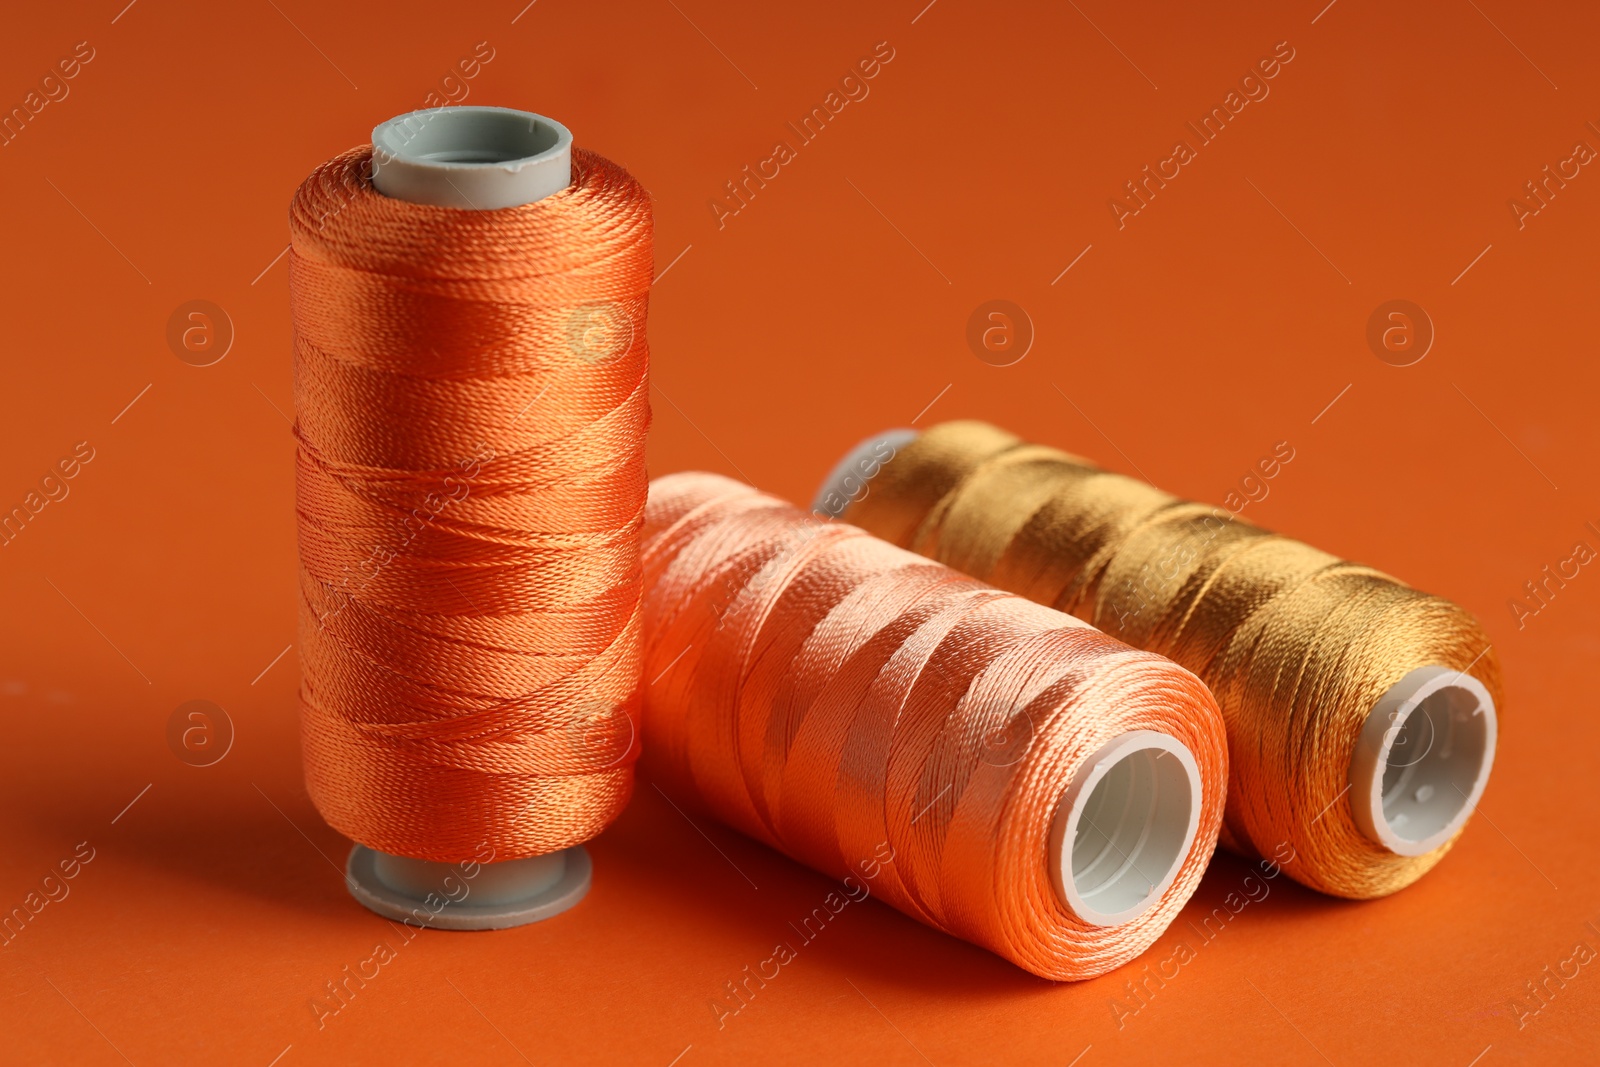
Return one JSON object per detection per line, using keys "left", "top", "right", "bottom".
{"left": 1350, "top": 665, "right": 1497, "bottom": 857}
{"left": 1049, "top": 730, "right": 1204, "bottom": 927}
{"left": 345, "top": 844, "right": 592, "bottom": 930}
{"left": 370, "top": 106, "right": 573, "bottom": 209}
{"left": 812, "top": 428, "right": 919, "bottom": 518}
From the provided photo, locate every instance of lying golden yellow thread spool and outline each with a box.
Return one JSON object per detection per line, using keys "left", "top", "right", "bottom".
{"left": 819, "top": 420, "right": 1502, "bottom": 899}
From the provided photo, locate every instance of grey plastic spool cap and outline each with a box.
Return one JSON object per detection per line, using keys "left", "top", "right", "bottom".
{"left": 371, "top": 106, "right": 573, "bottom": 209}
{"left": 341, "top": 106, "right": 591, "bottom": 930}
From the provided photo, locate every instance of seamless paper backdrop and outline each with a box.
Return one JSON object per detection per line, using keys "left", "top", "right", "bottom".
{"left": 0, "top": 1, "right": 1596, "bottom": 1064}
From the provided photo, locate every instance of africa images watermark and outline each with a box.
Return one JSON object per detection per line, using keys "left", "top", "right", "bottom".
{"left": 813, "top": 435, "right": 899, "bottom": 521}
{"left": 308, "top": 841, "right": 497, "bottom": 1030}
{"left": 1105, "top": 438, "right": 1297, "bottom": 630}
{"left": 302, "top": 40, "right": 498, "bottom": 233}
{"left": 1, "top": 39, "right": 96, "bottom": 149}
{"left": 314, "top": 440, "right": 495, "bottom": 630}
{"left": 313, "top": 298, "right": 634, "bottom": 633}
{"left": 1108, "top": 840, "right": 1297, "bottom": 1029}
{"left": 707, "top": 435, "right": 901, "bottom": 630}
{"left": 1108, "top": 40, "right": 1297, "bottom": 229}
{"left": 708, "top": 41, "right": 898, "bottom": 229}
{"left": 0, "top": 440, "right": 97, "bottom": 550}
{"left": 1, "top": 840, "right": 97, "bottom": 949}
{"left": 707, "top": 842, "right": 896, "bottom": 1030}
{"left": 1499, "top": 917, "right": 1600, "bottom": 1030}
{"left": 1506, "top": 520, "right": 1598, "bottom": 631}
{"left": 1507, "top": 127, "right": 1596, "bottom": 231}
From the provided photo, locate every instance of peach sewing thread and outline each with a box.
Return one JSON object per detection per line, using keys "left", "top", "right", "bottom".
{"left": 838, "top": 420, "right": 1504, "bottom": 899}
{"left": 640, "top": 472, "right": 1228, "bottom": 981}
{"left": 289, "top": 145, "right": 651, "bottom": 862}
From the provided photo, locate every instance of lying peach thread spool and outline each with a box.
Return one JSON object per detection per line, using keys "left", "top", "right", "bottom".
{"left": 640, "top": 471, "right": 1228, "bottom": 980}
{"left": 818, "top": 420, "right": 1501, "bottom": 899}
{"left": 290, "top": 106, "right": 651, "bottom": 928}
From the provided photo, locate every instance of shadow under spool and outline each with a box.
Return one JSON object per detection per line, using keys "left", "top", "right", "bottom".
{"left": 332, "top": 106, "right": 595, "bottom": 930}
{"left": 816, "top": 424, "right": 1499, "bottom": 897}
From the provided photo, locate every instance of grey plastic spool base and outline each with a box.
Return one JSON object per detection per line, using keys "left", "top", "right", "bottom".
{"left": 346, "top": 844, "right": 592, "bottom": 930}
{"left": 340, "top": 106, "right": 592, "bottom": 931}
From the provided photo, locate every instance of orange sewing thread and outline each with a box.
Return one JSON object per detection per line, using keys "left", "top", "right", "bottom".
{"left": 640, "top": 472, "right": 1228, "bottom": 980}
{"left": 827, "top": 420, "right": 1503, "bottom": 899}
{"left": 289, "top": 119, "right": 651, "bottom": 873}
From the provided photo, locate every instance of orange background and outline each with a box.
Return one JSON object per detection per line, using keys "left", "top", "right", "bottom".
{"left": 2, "top": 0, "right": 1597, "bottom": 1063}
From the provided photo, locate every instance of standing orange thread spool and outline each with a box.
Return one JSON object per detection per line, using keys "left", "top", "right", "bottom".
{"left": 641, "top": 472, "right": 1228, "bottom": 980}
{"left": 289, "top": 107, "right": 651, "bottom": 927}
{"left": 820, "top": 420, "right": 1502, "bottom": 899}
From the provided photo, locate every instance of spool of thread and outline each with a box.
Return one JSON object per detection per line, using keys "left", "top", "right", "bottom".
{"left": 640, "top": 471, "right": 1228, "bottom": 980}
{"left": 289, "top": 106, "right": 652, "bottom": 927}
{"left": 818, "top": 421, "right": 1502, "bottom": 899}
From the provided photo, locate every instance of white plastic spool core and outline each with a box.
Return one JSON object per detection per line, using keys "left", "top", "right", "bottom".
{"left": 342, "top": 106, "right": 590, "bottom": 930}
{"left": 1349, "top": 665, "right": 1497, "bottom": 856}
{"left": 371, "top": 106, "right": 573, "bottom": 209}
{"left": 817, "top": 430, "right": 1502, "bottom": 861}
{"left": 1049, "top": 731, "right": 1204, "bottom": 926}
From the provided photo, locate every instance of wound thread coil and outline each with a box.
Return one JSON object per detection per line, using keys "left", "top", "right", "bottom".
{"left": 639, "top": 471, "right": 1227, "bottom": 980}
{"left": 828, "top": 420, "right": 1503, "bottom": 899}
{"left": 290, "top": 132, "right": 652, "bottom": 867}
